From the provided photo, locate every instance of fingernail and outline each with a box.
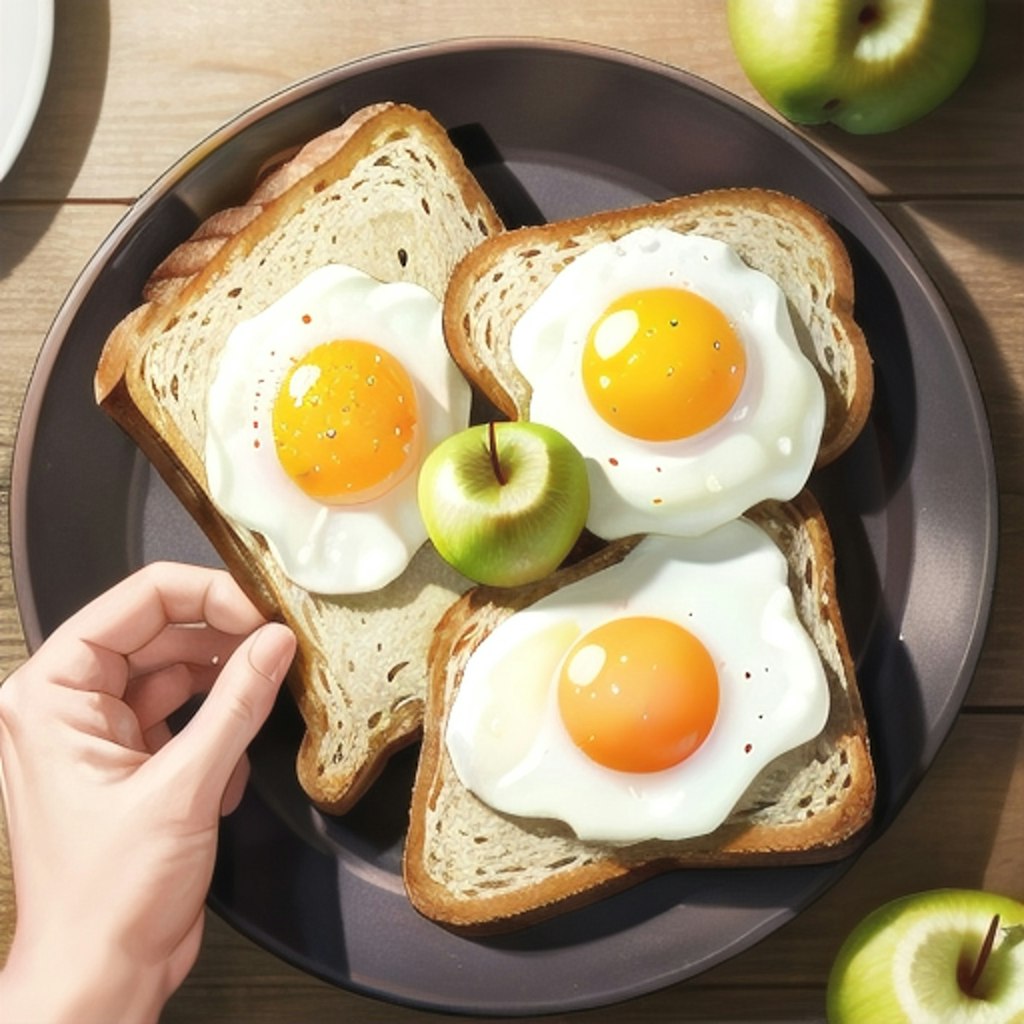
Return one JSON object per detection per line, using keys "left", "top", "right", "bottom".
{"left": 247, "top": 622, "right": 296, "bottom": 682}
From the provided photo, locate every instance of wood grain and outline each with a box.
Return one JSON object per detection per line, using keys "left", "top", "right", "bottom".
{"left": 0, "top": 0, "right": 1019, "bottom": 204}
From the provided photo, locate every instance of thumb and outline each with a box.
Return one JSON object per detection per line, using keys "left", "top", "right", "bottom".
{"left": 160, "top": 621, "right": 296, "bottom": 815}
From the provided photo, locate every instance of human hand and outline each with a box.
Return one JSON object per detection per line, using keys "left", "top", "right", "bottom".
{"left": 0, "top": 562, "right": 296, "bottom": 1024}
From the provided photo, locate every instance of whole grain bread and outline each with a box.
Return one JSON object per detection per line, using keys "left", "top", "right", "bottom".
{"left": 95, "top": 103, "right": 504, "bottom": 813}
{"left": 403, "top": 489, "right": 875, "bottom": 933}
{"left": 443, "top": 188, "right": 873, "bottom": 467}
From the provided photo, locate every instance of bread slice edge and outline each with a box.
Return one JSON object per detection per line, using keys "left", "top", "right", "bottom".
{"left": 94, "top": 103, "right": 505, "bottom": 814}
{"left": 403, "top": 490, "right": 875, "bottom": 933}
{"left": 442, "top": 187, "right": 873, "bottom": 467}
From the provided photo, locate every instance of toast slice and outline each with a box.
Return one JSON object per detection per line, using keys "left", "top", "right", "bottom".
{"left": 403, "top": 490, "right": 875, "bottom": 933}
{"left": 95, "top": 103, "right": 504, "bottom": 813}
{"left": 443, "top": 188, "right": 873, "bottom": 467}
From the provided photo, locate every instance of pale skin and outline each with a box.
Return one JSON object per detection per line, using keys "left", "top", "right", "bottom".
{"left": 0, "top": 562, "right": 297, "bottom": 1023}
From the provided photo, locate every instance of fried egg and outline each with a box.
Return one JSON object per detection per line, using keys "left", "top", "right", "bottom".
{"left": 206, "top": 264, "right": 471, "bottom": 594}
{"left": 509, "top": 228, "right": 826, "bottom": 539}
{"left": 445, "top": 520, "right": 829, "bottom": 843}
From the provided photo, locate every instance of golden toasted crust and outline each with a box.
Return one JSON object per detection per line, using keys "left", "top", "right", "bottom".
{"left": 403, "top": 491, "right": 875, "bottom": 933}
{"left": 95, "top": 102, "right": 505, "bottom": 814}
{"left": 442, "top": 187, "right": 873, "bottom": 467}
{"left": 139, "top": 104, "right": 394, "bottom": 306}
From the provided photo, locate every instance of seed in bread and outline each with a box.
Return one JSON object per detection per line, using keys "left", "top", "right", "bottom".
{"left": 443, "top": 187, "right": 873, "bottom": 469}
{"left": 404, "top": 490, "right": 875, "bottom": 933}
{"left": 95, "top": 103, "right": 505, "bottom": 814}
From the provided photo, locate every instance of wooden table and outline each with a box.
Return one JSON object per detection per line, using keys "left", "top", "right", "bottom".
{"left": 1, "top": 2, "right": 1021, "bottom": 1020}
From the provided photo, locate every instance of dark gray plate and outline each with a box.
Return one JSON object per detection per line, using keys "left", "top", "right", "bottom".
{"left": 11, "top": 39, "right": 997, "bottom": 1016}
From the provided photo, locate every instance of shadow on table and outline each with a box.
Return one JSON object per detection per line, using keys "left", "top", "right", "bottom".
{"left": 0, "top": 0, "right": 111, "bottom": 279}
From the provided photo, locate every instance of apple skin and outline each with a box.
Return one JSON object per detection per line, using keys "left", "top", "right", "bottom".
{"left": 727, "top": 0, "right": 986, "bottom": 134}
{"left": 826, "top": 888, "right": 1024, "bottom": 1023}
{"left": 417, "top": 421, "right": 590, "bottom": 587}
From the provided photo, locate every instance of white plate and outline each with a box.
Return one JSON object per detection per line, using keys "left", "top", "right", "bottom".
{"left": 0, "top": 0, "right": 53, "bottom": 182}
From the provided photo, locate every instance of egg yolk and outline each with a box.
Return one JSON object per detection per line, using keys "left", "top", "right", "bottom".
{"left": 557, "top": 615, "right": 719, "bottom": 773}
{"left": 581, "top": 287, "right": 746, "bottom": 441}
{"left": 271, "top": 339, "right": 419, "bottom": 504}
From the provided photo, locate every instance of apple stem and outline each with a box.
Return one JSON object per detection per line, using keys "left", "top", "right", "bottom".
{"left": 488, "top": 421, "right": 507, "bottom": 486}
{"left": 961, "top": 913, "right": 1001, "bottom": 998}
{"left": 858, "top": 4, "right": 880, "bottom": 27}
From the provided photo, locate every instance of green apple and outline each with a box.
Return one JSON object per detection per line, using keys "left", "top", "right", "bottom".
{"left": 727, "top": 0, "right": 986, "bottom": 134}
{"left": 826, "top": 888, "right": 1024, "bottom": 1022}
{"left": 418, "top": 421, "right": 590, "bottom": 587}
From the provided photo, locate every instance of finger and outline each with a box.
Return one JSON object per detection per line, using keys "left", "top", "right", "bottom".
{"left": 220, "top": 756, "right": 251, "bottom": 816}
{"left": 126, "top": 622, "right": 251, "bottom": 681}
{"left": 37, "top": 639, "right": 131, "bottom": 697}
{"left": 125, "top": 614, "right": 259, "bottom": 730}
{"left": 144, "top": 719, "right": 173, "bottom": 754}
{"left": 37, "top": 631, "right": 224, "bottom": 707}
{"left": 126, "top": 662, "right": 218, "bottom": 736}
{"left": 27, "top": 686, "right": 149, "bottom": 754}
{"left": 152, "top": 622, "right": 295, "bottom": 815}
{"left": 48, "top": 562, "right": 264, "bottom": 662}
{"left": 36, "top": 563, "right": 266, "bottom": 696}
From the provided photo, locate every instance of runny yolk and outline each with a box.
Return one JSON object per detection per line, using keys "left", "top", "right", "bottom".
{"left": 581, "top": 287, "right": 746, "bottom": 441}
{"left": 557, "top": 615, "right": 719, "bottom": 773}
{"left": 271, "top": 339, "right": 419, "bottom": 504}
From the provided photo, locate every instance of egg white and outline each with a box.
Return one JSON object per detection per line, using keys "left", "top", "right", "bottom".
{"left": 509, "top": 228, "right": 826, "bottom": 539}
{"left": 445, "top": 520, "right": 830, "bottom": 843}
{"left": 205, "top": 263, "right": 471, "bottom": 595}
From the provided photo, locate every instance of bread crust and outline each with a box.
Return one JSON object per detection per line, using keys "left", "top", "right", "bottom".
{"left": 95, "top": 103, "right": 505, "bottom": 814}
{"left": 442, "top": 187, "right": 873, "bottom": 467}
{"left": 403, "top": 491, "right": 875, "bottom": 933}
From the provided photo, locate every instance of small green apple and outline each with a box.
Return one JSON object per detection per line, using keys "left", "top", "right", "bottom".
{"left": 418, "top": 421, "right": 590, "bottom": 587}
{"left": 727, "top": 0, "right": 986, "bottom": 134}
{"left": 826, "top": 888, "right": 1024, "bottom": 1023}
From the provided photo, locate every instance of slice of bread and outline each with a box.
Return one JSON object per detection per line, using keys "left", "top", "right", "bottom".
{"left": 95, "top": 103, "right": 504, "bottom": 813}
{"left": 403, "top": 489, "right": 875, "bottom": 933}
{"left": 443, "top": 188, "right": 873, "bottom": 467}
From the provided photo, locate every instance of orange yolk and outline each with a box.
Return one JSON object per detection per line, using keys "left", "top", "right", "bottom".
{"left": 581, "top": 287, "right": 746, "bottom": 441}
{"left": 557, "top": 615, "right": 719, "bottom": 773}
{"left": 271, "top": 339, "right": 419, "bottom": 504}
